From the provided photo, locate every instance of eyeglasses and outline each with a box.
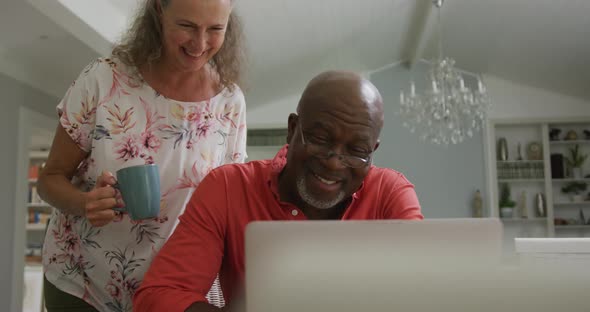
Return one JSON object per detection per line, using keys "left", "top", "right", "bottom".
{"left": 298, "top": 120, "right": 372, "bottom": 168}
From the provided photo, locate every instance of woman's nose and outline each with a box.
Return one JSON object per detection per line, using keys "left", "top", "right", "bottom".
{"left": 190, "top": 30, "right": 207, "bottom": 53}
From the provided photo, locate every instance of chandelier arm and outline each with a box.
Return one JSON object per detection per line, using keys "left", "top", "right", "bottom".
{"left": 437, "top": 1, "right": 443, "bottom": 61}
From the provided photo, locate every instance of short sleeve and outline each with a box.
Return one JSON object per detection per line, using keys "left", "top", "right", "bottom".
{"left": 382, "top": 170, "right": 423, "bottom": 220}
{"left": 223, "top": 86, "right": 248, "bottom": 164}
{"left": 55, "top": 59, "right": 106, "bottom": 152}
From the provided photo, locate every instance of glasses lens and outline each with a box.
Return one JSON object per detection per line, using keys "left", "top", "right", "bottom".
{"left": 305, "top": 139, "right": 370, "bottom": 168}
{"left": 342, "top": 156, "right": 367, "bottom": 168}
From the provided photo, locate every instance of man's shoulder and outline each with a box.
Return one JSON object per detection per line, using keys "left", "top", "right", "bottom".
{"left": 366, "top": 166, "right": 414, "bottom": 187}
{"left": 209, "top": 159, "right": 273, "bottom": 182}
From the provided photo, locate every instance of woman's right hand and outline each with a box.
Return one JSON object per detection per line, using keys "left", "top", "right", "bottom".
{"left": 84, "top": 171, "right": 122, "bottom": 227}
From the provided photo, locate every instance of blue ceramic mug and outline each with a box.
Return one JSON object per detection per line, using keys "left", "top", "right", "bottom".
{"left": 114, "top": 164, "right": 161, "bottom": 220}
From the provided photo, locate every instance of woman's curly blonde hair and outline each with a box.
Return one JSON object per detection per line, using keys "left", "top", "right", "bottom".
{"left": 112, "top": 0, "right": 244, "bottom": 91}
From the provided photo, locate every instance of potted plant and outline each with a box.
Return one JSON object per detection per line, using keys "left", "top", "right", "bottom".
{"left": 566, "top": 144, "right": 588, "bottom": 179}
{"left": 498, "top": 183, "right": 516, "bottom": 218}
{"left": 561, "top": 181, "right": 588, "bottom": 202}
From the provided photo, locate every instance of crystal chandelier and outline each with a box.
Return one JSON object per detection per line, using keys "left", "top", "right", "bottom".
{"left": 399, "top": 0, "right": 490, "bottom": 145}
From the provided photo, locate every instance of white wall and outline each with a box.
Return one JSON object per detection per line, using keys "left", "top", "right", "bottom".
{"left": 0, "top": 73, "right": 58, "bottom": 312}
{"left": 246, "top": 93, "right": 300, "bottom": 129}
{"left": 485, "top": 75, "right": 590, "bottom": 119}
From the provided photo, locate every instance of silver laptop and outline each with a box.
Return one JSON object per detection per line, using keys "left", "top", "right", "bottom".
{"left": 244, "top": 219, "right": 587, "bottom": 312}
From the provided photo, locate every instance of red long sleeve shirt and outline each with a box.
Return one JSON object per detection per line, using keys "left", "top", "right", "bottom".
{"left": 133, "top": 145, "right": 422, "bottom": 311}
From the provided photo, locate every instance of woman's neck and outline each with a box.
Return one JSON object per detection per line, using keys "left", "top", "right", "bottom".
{"left": 140, "top": 59, "right": 218, "bottom": 102}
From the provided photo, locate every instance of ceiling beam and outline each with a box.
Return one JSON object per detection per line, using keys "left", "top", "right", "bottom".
{"left": 401, "top": 0, "right": 438, "bottom": 68}
{"left": 25, "top": 0, "right": 121, "bottom": 56}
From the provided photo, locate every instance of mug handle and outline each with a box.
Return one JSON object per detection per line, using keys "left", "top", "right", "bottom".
{"left": 111, "top": 182, "right": 126, "bottom": 213}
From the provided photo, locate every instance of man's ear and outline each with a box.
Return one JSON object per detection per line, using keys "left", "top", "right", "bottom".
{"left": 286, "top": 113, "right": 298, "bottom": 144}
{"left": 373, "top": 140, "right": 380, "bottom": 153}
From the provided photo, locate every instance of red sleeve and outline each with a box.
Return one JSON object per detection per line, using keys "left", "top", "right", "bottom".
{"left": 133, "top": 168, "right": 228, "bottom": 311}
{"left": 382, "top": 171, "right": 423, "bottom": 220}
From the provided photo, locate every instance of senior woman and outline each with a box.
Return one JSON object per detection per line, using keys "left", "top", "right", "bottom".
{"left": 38, "top": 0, "right": 246, "bottom": 311}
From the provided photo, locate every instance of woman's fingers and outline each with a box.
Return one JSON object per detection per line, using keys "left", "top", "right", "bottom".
{"left": 85, "top": 171, "right": 124, "bottom": 226}
{"left": 86, "top": 197, "right": 118, "bottom": 227}
{"left": 96, "top": 171, "right": 116, "bottom": 188}
{"left": 84, "top": 185, "right": 119, "bottom": 227}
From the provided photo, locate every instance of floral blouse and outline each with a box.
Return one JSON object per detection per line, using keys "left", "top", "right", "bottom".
{"left": 42, "top": 57, "right": 247, "bottom": 311}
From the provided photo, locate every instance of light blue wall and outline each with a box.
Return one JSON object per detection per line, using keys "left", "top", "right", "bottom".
{"left": 370, "top": 62, "right": 486, "bottom": 218}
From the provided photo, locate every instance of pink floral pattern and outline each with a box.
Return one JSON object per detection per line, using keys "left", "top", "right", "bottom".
{"left": 44, "top": 58, "right": 247, "bottom": 311}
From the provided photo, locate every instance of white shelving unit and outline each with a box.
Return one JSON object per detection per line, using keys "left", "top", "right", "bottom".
{"left": 26, "top": 223, "right": 47, "bottom": 231}
{"left": 26, "top": 150, "right": 52, "bottom": 266}
{"left": 486, "top": 118, "right": 590, "bottom": 241}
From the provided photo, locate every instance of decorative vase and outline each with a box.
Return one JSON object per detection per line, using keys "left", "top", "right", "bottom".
{"left": 500, "top": 207, "right": 514, "bottom": 218}
{"left": 497, "top": 138, "right": 508, "bottom": 161}
{"left": 572, "top": 167, "right": 583, "bottom": 180}
{"left": 535, "top": 193, "right": 546, "bottom": 217}
{"left": 518, "top": 191, "right": 528, "bottom": 218}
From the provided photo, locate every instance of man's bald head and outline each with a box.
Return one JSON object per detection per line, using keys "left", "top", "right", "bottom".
{"left": 297, "top": 71, "right": 384, "bottom": 137}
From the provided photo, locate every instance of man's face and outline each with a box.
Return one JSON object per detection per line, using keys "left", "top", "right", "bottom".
{"left": 285, "top": 87, "right": 380, "bottom": 210}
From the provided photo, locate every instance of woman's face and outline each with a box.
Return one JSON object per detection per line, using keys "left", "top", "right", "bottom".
{"left": 159, "top": 0, "right": 232, "bottom": 73}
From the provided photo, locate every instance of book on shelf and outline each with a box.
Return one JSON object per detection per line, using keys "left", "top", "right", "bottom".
{"left": 28, "top": 164, "right": 40, "bottom": 180}
{"left": 27, "top": 210, "right": 51, "bottom": 225}
{"left": 28, "top": 185, "right": 48, "bottom": 205}
{"left": 497, "top": 162, "right": 544, "bottom": 180}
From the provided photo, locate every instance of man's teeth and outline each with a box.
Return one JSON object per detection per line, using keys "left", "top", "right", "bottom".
{"left": 314, "top": 173, "right": 337, "bottom": 185}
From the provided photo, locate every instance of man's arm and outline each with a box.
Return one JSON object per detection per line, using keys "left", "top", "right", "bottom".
{"left": 382, "top": 170, "right": 423, "bottom": 220}
{"left": 134, "top": 170, "right": 229, "bottom": 311}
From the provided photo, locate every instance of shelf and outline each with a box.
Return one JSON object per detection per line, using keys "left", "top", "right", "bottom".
{"left": 549, "top": 140, "right": 590, "bottom": 145}
{"left": 29, "top": 150, "right": 49, "bottom": 159}
{"left": 554, "top": 201, "right": 590, "bottom": 206}
{"left": 26, "top": 223, "right": 46, "bottom": 231}
{"left": 27, "top": 203, "right": 51, "bottom": 208}
{"left": 498, "top": 179, "right": 545, "bottom": 183}
{"left": 552, "top": 178, "right": 590, "bottom": 183}
{"left": 501, "top": 218, "right": 547, "bottom": 222}
{"left": 555, "top": 225, "right": 590, "bottom": 230}
{"left": 27, "top": 203, "right": 52, "bottom": 209}
{"left": 496, "top": 160, "right": 544, "bottom": 164}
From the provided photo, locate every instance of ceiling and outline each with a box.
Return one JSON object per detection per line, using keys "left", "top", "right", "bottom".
{"left": 1, "top": 0, "right": 589, "bottom": 123}
{"left": 0, "top": 0, "right": 99, "bottom": 99}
